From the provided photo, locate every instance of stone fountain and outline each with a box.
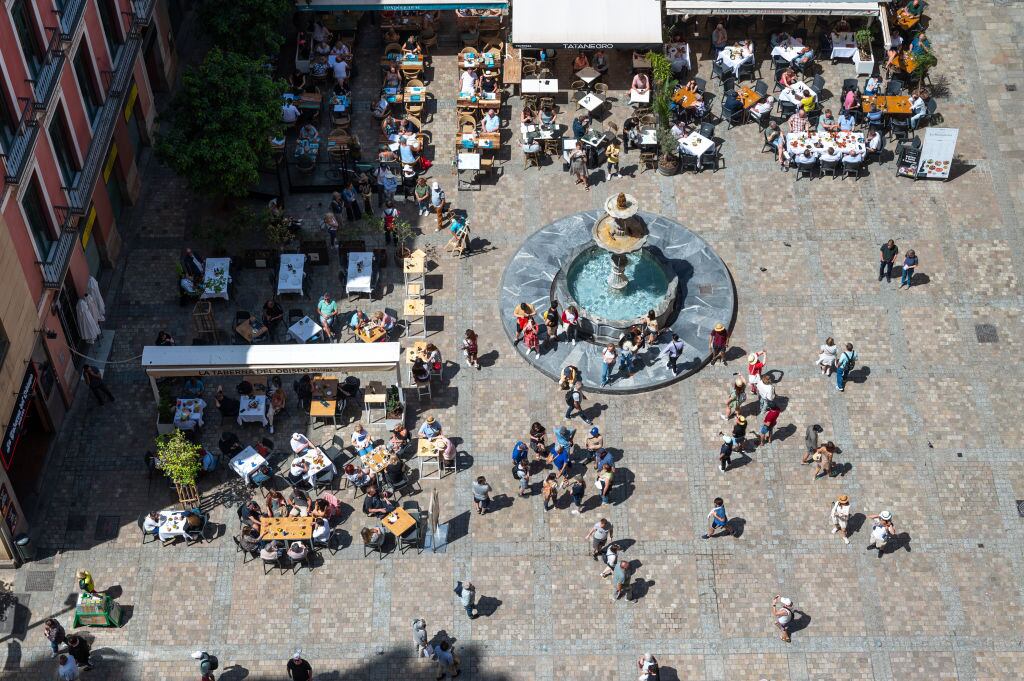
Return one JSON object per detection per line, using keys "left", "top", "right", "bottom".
{"left": 594, "top": 193, "right": 648, "bottom": 290}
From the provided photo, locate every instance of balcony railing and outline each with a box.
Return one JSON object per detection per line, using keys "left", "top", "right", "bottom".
{"left": 31, "top": 25, "right": 66, "bottom": 112}
{"left": 0, "top": 97, "right": 40, "bottom": 186}
{"left": 58, "top": 0, "right": 87, "bottom": 41}
{"left": 43, "top": 0, "right": 156, "bottom": 288}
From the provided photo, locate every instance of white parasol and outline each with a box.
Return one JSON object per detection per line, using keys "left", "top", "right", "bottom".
{"left": 86, "top": 276, "right": 106, "bottom": 321}
{"left": 76, "top": 298, "right": 100, "bottom": 344}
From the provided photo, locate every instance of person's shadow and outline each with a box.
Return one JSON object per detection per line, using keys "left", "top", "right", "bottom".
{"left": 475, "top": 595, "right": 502, "bottom": 617}
{"left": 728, "top": 517, "right": 745, "bottom": 538}
{"left": 789, "top": 609, "right": 812, "bottom": 633}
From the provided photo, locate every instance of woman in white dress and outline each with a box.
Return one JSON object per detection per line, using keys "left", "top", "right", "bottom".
{"left": 817, "top": 337, "right": 838, "bottom": 376}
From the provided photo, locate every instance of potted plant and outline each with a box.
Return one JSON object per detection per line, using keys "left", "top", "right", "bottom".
{"left": 156, "top": 384, "right": 176, "bottom": 435}
{"left": 910, "top": 51, "right": 938, "bottom": 89}
{"left": 383, "top": 384, "right": 405, "bottom": 430}
{"left": 854, "top": 28, "right": 875, "bottom": 76}
{"left": 645, "top": 51, "right": 680, "bottom": 176}
{"left": 265, "top": 211, "right": 296, "bottom": 252}
{"left": 154, "top": 429, "right": 203, "bottom": 507}
{"left": 369, "top": 215, "right": 418, "bottom": 261}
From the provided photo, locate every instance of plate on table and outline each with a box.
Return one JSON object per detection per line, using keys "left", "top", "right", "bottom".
{"left": 248, "top": 400, "right": 259, "bottom": 409}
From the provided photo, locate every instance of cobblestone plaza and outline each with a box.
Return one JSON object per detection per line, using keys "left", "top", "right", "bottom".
{"left": 3, "top": 1, "right": 1024, "bottom": 680}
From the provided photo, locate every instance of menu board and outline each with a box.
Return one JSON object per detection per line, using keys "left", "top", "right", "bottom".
{"left": 896, "top": 143, "right": 921, "bottom": 179}
{"left": 916, "top": 127, "right": 958, "bottom": 180}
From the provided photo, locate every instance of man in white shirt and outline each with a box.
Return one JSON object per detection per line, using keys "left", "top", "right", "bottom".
{"left": 795, "top": 148, "right": 818, "bottom": 167}
{"left": 867, "top": 130, "right": 883, "bottom": 153}
{"left": 332, "top": 58, "right": 349, "bottom": 85}
{"left": 909, "top": 93, "right": 927, "bottom": 129}
{"left": 830, "top": 494, "right": 851, "bottom": 544}
{"left": 481, "top": 109, "right": 501, "bottom": 133}
{"left": 460, "top": 68, "right": 478, "bottom": 94}
{"left": 842, "top": 147, "right": 865, "bottom": 164}
{"left": 756, "top": 375, "right": 776, "bottom": 412}
{"left": 281, "top": 99, "right": 300, "bottom": 125}
{"left": 818, "top": 146, "right": 842, "bottom": 163}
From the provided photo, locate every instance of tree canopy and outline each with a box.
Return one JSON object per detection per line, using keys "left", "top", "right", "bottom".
{"left": 197, "top": 0, "right": 291, "bottom": 59}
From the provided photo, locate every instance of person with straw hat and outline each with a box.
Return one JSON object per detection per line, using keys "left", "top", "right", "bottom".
{"left": 75, "top": 570, "right": 97, "bottom": 595}
{"left": 771, "top": 595, "right": 796, "bottom": 642}
{"left": 708, "top": 323, "right": 729, "bottom": 365}
{"left": 512, "top": 302, "right": 536, "bottom": 345}
{"left": 830, "top": 494, "right": 852, "bottom": 544}
{"left": 867, "top": 510, "right": 896, "bottom": 557}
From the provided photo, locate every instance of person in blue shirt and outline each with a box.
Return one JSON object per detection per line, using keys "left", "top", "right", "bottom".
{"left": 594, "top": 448, "right": 614, "bottom": 472}
{"left": 555, "top": 426, "right": 576, "bottom": 451}
{"left": 722, "top": 90, "right": 742, "bottom": 118}
{"left": 835, "top": 343, "right": 858, "bottom": 392}
{"left": 418, "top": 416, "right": 442, "bottom": 439}
{"left": 838, "top": 111, "right": 856, "bottom": 131}
{"left": 572, "top": 114, "right": 589, "bottom": 139}
{"left": 866, "top": 105, "right": 884, "bottom": 127}
{"left": 184, "top": 377, "right": 204, "bottom": 397}
{"left": 702, "top": 497, "right": 732, "bottom": 538}
{"left": 549, "top": 444, "right": 572, "bottom": 481}
{"left": 512, "top": 441, "right": 529, "bottom": 466}
{"left": 200, "top": 448, "right": 218, "bottom": 472}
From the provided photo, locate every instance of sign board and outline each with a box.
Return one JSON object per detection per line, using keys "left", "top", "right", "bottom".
{"left": 0, "top": 484, "right": 12, "bottom": 534}
{"left": 2, "top": 366, "right": 36, "bottom": 469}
{"left": 916, "top": 127, "right": 958, "bottom": 180}
{"left": 895, "top": 141, "right": 921, "bottom": 179}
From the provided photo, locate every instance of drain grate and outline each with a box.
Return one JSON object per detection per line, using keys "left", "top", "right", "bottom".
{"left": 975, "top": 324, "right": 998, "bottom": 343}
{"left": 25, "top": 571, "right": 55, "bottom": 592}
{"left": 94, "top": 515, "right": 121, "bottom": 541}
{"left": 1017, "top": 500, "right": 1024, "bottom": 517}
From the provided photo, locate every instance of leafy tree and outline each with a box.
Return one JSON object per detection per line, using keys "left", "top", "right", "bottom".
{"left": 156, "top": 48, "right": 283, "bottom": 200}
{"left": 155, "top": 429, "right": 202, "bottom": 487}
{"left": 197, "top": 0, "right": 290, "bottom": 58}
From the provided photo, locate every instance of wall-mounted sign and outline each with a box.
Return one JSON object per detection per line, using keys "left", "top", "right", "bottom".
{"left": 2, "top": 366, "right": 36, "bottom": 470}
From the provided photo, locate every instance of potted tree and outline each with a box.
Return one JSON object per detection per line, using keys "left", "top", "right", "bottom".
{"left": 910, "top": 51, "right": 938, "bottom": 89}
{"left": 383, "top": 385, "right": 405, "bottom": 431}
{"left": 155, "top": 429, "right": 203, "bottom": 508}
{"left": 854, "top": 28, "right": 875, "bottom": 76}
{"left": 645, "top": 51, "right": 680, "bottom": 176}
{"left": 156, "top": 383, "right": 176, "bottom": 435}
{"left": 369, "top": 215, "right": 418, "bottom": 261}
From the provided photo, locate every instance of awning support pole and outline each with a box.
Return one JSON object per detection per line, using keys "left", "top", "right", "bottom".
{"left": 149, "top": 374, "right": 160, "bottom": 403}
{"left": 877, "top": 3, "right": 893, "bottom": 48}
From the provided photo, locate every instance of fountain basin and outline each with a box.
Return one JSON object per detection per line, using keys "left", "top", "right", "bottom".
{"left": 553, "top": 244, "right": 679, "bottom": 345}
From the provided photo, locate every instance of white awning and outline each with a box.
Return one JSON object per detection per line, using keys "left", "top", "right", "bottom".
{"left": 666, "top": 0, "right": 885, "bottom": 15}
{"left": 512, "top": 0, "right": 663, "bottom": 49}
{"left": 141, "top": 343, "right": 401, "bottom": 378}
{"left": 296, "top": 0, "right": 507, "bottom": 10}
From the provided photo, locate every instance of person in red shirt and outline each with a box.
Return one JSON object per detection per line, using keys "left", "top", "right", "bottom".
{"left": 747, "top": 350, "right": 766, "bottom": 395}
{"left": 760, "top": 405, "right": 781, "bottom": 445}
{"left": 513, "top": 302, "right": 535, "bottom": 345}
{"left": 709, "top": 323, "right": 729, "bottom": 365}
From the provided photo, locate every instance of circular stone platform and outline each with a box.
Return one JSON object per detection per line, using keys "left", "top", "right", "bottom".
{"left": 499, "top": 210, "right": 736, "bottom": 394}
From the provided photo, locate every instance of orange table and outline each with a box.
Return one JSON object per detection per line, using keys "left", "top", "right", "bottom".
{"left": 361, "top": 446, "right": 390, "bottom": 474}
{"left": 861, "top": 95, "right": 912, "bottom": 115}
{"left": 738, "top": 86, "right": 762, "bottom": 110}
{"left": 672, "top": 87, "right": 699, "bottom": 108}
{"left": 356, "top": 326, "right": 387, "bottom": 343}
{"left": 381, "top": 507, "right": 417, "bottom": 536}
{"left": 260, "top": 516, "right": 313, "bottom": 542}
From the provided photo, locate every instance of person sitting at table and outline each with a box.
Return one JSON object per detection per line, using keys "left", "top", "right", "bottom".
{"left": 383, "top": 24, "right": 400, "bottom": 43}
{"left": 572, "top": 52, "right": 590, "bottom": 72}
{"left": 896, "top": 0, "right": 924, "bottom": 28}
{"left": 247, "top": 315, "right": 269, "bottom": 344}
{"left": 838, "top": 109, "right": 857, "bottom": 131}
{"left": 344, "top": 462, "right": 375, "bottom": 491}
{"left": 371, "top": 310, "right": 396, "bottom": 332}
{"left": 384, "top": 453, "right": 405, "bottom": 487}
{"left": 361, "top": 526, "right": 386, "bottom": 549}
{"left": 372, "top": 93, "right": 390, "bottom": 119}
{"left": 181, "top": 247, "right": 205, "bottom": 279}
{"left": 288, "top": 459, "right": 311, "bottom": 488}
{"left": 521, "top": 105, "right": 536, "bottom": 127}
{"left": 722, "top": 90, "right": 742, "bottom": 119}
{"left": 317, "top": 293, "right": 339, "bottom": 341}
{"left": 539, "top": 106, "right": 557, "bottom": 126}
{"left": 312, "top": 517, "right": 331, "bottom": 546}
{"left": 299, "top": 122, "right": 320, "bottom": 144}
{"left": 909, "top": 31, "right": 930, "bottom": 56}
{"left": 239, "top": 500, "right": 265, "bottom": 532}
{"left": 286, "top": 541, "right": 308, "bottom": 564}
{"left": 183, "top": 376, "right": 204, "bottom": 398}
{"left": 199, "top": 447, "right": 218, "bottom": 474}
{"left": 260, "top": 540, "right": 285, "bottom": 562}
{"left": 239, "top": 526, "right": 262, "bottom": 553}
{"left": 425, "top": 343, "right": 443, "bottom": 374}
{"left": 387, "top": 424, "right": 411, "bottom": 454}
{"left": 281, "top": 98, "right": 301, "bottom": 129}
{"left": 572, "top": 114, "right": 589, "bottom": 140}
{"left": 310, "top": 55, "right": 329, "bottom": 78}
{"left": 236, "top": 379, "right": 254, "bottom": 398}
{"left": 800, "top": 89, "right": 816, "bottom": 113}
{"left": 419, "top": 415, "right": 443, "bottom": 438}
{"left": 289, "top": 488, "right": 312, "bottom": 516}
{"left": 288, "top": 70, "right": 307, "bottom": 93}
{"left": 402, "top": 34, "right": 422, "bottom": 57}
{"left": 866, "top": 104, "right": 884, "bottom": 127}
{"left": 593, "top": 50, "right": 609, "bottom": 74}
{"left": 779, "top": 68, "right": 798, "bottom": 89}
{"left": 749, "top": 95, "right": 774, "bottom": 124}
{"left": 293, "top": 375, "right": 313, "bottom": 412}
{"left": 382, "top": 66, "right": 402, "bottom": 91}
{"left": 864, "top": 76, "right": 882, "bottom": 96}
{"left": 480, "top": 74, "right": 498, "bottom": 95}
{"left": 143, "top": 512, "right": 161, "bottom": 537}
{"left": 711, "top": 23, "right": 728, "bottom": 54}
{"left": 842, "top": 145, "right": 865, "bottom": 165}
{"left": 818, "top": 109, "right": 840, "bottom": 132}
{"left": 909, "top": 89, "right": 929, "bottom": 129}
{"left": 332, "top": 39, "right": 352, "bottom": 62}
{"left": 332, "top": 53, "right": 350, "bottom": 86}
{"left": 521, "top": 136, "right": 542, "bottom": 155}
{"left": 460, "top": 67, "right": 479, "bottom": 95}
{"left": 770, "top": 31, "right": 789, "bottom": 48}
{"left": 265, "top": 490, "right": 290, "bottom": 517}
{"left": 670, "top": 120, "right": 687, "bottom": 141}
{"left": 156, "top": 330, "right": 175, "bottom": 346}
{"left": 842, "top": 87, "right": 859, "bottom": 114}
{"left": 819, "top": 146, "right": 842, "bottom": 164}
{"left": 352, "top": 422, "right": 374, "bottom": 456}
{"left": 214, "top": 386, "right": 240, "bottom": 419}
{"left": 630, "top": 71, "right": 651, "bottom": 100}
{"left": 363, "top": 485, "right": 396, "bottom": 517}
{"left": 866, "top": 129, "right": 884, "bottom": 155}
{"left": 350, "top": 308, "right": 369, "bottom": 333}
{"left": 398, "top": 139, "right": 418, "bottom": 165}
{"left": 795, "top": 147, "right": 819, "bottom": 170}
{"left": 411, "top": 357, "right": 430, "bottom": 386}
{"left": 740, "top": 39, "right": 754, "bottom": 59}
{"left": 378, "top": 147, "right": 398, "bottom": 164}
{"left": 262, "top": 298, "right": 284, "bottom": 337}
{"left": 793, "top": 46, "right": 815, "bottom": 69}
{"left": 433, "top": 435, "right": 455, "bottom": 469}
{"left": 765, "top": 121, "right": 785, "bottom": 167}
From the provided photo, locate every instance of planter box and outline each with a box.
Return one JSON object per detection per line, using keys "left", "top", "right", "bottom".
{"left": 156, "top": 419, "right": 174, "bottom": 435}
{"left": 854, "top": 49, "right": 874, "bottom": 76}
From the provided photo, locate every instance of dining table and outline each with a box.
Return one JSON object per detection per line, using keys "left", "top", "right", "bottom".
{"left": 830, "top": 32, "right": 858, "bottom": 60}
{"left": 785, "top": 131, "right": 866, "bottom": 156}
{"left": 457, "top": 91, "right": 501, "bottom": 109}
{"left": 779, "top": 82, "right": 817, "bottom": 107}
{"left": 861, "top": 95, "right": 912, "bottom": 116}
{"left": 290, "top": 448, "right": 336, "bottom": 483}
{"left": 288, "top": 316, "right": 321, "bottom": 343}
{"left": 575, "top": 67, "right": 600, "bottom": 84}
{"left": 200, "top": 257, "right": 231, "bottom": 300}
{"left": 229, "top": 446, "right": 267, "bottom": 483}
{"left": 237, "top": 395, "right": 268, "bottom": 427}
{"left": 381, "top": 507, "right": 417, "bottom": 536}
{"left": 173, "top": 398, "right": 205, "bottom": 431}
{"left": 346, "top": 251, "right": 374, "bottom": 298}
{"left": 457, "top": 132, "right": 501, "bottom": 151}
{"left": 361, "top": 446, "right": 391, "bottom": 474}
{"left": 672, "top": 87, "right": 700, "bottom": 108}
{"left": 718, "top": 44, "right": 754, "bottom": 78}
{"left": 770, "top": 38, "right": 805, "bottom": 63}
{"left": 521, "top": 78, "right": 559, "bottom": 94}
{"left": 677, "top": 131, "right": 715, "bottom": 164}
{"left": 458, "top": 52, "right": 500, "bottom": 70}
{"left": 277, "top": 253, "right": 305, "bottom": 296}
{"left": 578, "top": 92, "right": 606, "bottom": 113}
{"left": 260, "top": 516, "right": 313, "bottom": 543}
{"left": 157, "top": 511, "right": 189, "bottom": 542}
{"left": 737, "top": 86, "right": 762, "bottom": 110}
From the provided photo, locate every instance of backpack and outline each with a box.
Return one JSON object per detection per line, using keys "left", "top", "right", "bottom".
{"left": 841, "top": 351, "right": 856, "bottom": 371}
{"left": 565, "top": 389, "right": 579, "bottom": 407}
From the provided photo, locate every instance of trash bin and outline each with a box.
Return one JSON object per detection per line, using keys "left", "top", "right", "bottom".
{"left": 14, "top": 533, "right": 34, "bottom": 563}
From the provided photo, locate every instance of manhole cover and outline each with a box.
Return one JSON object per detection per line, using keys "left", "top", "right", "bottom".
{"left": 1006, "top": 84, "right": 1018, "bottom": 92}
{"left": 25, "top": 571, "right": 55, "bottom": 592}
{"left": 94, "top": 515, "right": 121, "bottom": 541}
{"left": 1017, "top": 500, "right": 1024, "bottom": 517}
{"left": 975, "top": 324, "right": 998, "bottom": 343}
{"left": 698, "top": 285, "right": 714, "bottom": 295}
{"left": 66, "top": 515, "right": 86, "bottom": 532}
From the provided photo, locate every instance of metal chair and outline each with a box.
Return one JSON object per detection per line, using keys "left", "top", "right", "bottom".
{"left": 794, "top": 159, "right": 817, "bottom": 180}
{"left": 262, "top": 552, "right": 285, "bottom": 575}
{"left": 819, "top": 158, "right": 840, "bottom": 178}
{"left": 693, "top": 77, "right": 707, "bottom": 93}
{"left": 184, "top": 513, "right": 209, "bottom": 545}
{"left": 754, "top": 80, "right": 769, "bottom": 97}
{"left": 638, "top": 151, "right": 658, "bottom": 173}
{"left": 400, "top": 501, "right": 423, "bottom": 554}
{"left": 889, "top": 117, "right": 911, "bottom": 142}
{"left": 699, "top": 142, "right": 723, "bottom": 172}
{"left": 811, "top": 75, "right": 825, "bottom": 94}
{"left": 842, "top": 160, "right": 864, "bottom": 179}
{"left": 723, "top": 105, "right": 744, "bottom": 129}
{"left": 700, "top": 121, "right": 716, "bottom": 139}
{"left": 711, "top": 60, "right": 726, "bottom": 82}
{"left": 885, "top": 79, "right": 904, "bottom": 96}
{"left": 678, "top": 153, "right": 699, "bottom": 172}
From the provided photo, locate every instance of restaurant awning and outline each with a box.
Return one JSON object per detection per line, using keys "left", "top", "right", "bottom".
{"left": 511, "top": 0, "right": 663, "bottom": 50}
{"left": 665, "top": 0, "right": 887, "bottom": 15}
{"left": 296, "top": 0, "right": 507, "bottom": 10}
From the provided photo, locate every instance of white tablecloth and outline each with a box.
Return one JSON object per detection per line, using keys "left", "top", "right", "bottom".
{"left": 779, "top": 82, "right": 817, "bottom": 107}
{"left": 521, "top": 78, "right": 558, "bottom": 94}
{"left": 158, "top": 511, "right": 188, "bottom": 542}
{"left": 173, "top": 398, "right": 205, "bottom": 431}
{"left": 718, "top": 46, "right": 754, "bottom": 78}
{"left": 278, "top": 254, "right": 305, "bottom": 295}
{"left": 346, "top": 252, "right": 373, "bottom": 295}
{"left": 201, "top": 257, "right": 231, "bottom": 300}
{"left": 238, "top": 395, "right": 268, "bottom": 426}
{"left": 579, "top": 92, "right": 605, "bottom": 112}
{"left": 678, "top": 132, "right": 715, "bottom": 159}
{"left": 666, "top": 43, "right": 690, "bottom": 72}
{"left": 288, "top": 316, "right": 322, "bottom": 343}
{"left": 457, "top": 153, "right": 481, "bottom": 170}
{"left": 785, "top": 131, "right": 865, "bottom": 157}
{"left": 629, "top": 90, "right": 651, "bottom": 104}
{"left": 230, "top": 446, "right": 267, "bottom": 482}
{"left": 291, "top": 432, "right": 314, "bottom": 454}
{"left": 830, "top": 32, "right": 857, "bottom": 60}
{"left": 770, "top": 38, "right": 805, "bottom": 63}
{"left": 291, "top": 449, "right": 337, "bottom": 483}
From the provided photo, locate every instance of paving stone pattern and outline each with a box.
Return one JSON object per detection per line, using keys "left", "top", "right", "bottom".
{"left": 5, "top": 4, "right": 1024, "bottom": 680}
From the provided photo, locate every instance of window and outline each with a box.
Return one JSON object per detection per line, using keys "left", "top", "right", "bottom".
{"left": 48, "top": 107, "right": 80, "bottom": 188}
{"left": 0, "top": 319, "right": 9, "bottom": 370}
{"left": 95, "top": 0, "right": 124, "bottom": 61}
{"left": 0, "top": 90, "right": 17, "bottom": 155}
{"left": 11, "top": 0, "right": 45, "bottom": 78}
{"left": 73, "top": 44, "right": 102, "bottom": 123}
{"left": 21, "top": 177, "right": 55, "bottom": 262}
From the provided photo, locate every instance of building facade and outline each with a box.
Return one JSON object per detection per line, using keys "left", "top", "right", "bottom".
{"left": 0, "top": 0, "right": 181, "bottom": 564}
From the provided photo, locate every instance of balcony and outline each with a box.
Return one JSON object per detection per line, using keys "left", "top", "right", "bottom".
{"left": 31, "top": 25, "right": 66, "bottom": 112}
{"left": 44, "top": 0, "right": 156, "bottom": 288}
{"left": 0, "top": 97, "right": 40, "bottom": 187}
{"left": 58, "top": 0, "right": 87, "bottom": 41}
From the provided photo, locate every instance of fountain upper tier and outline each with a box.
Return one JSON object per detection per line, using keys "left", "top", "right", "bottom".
{"left": 592, "top": 193, "right": 648, "bottom": 255}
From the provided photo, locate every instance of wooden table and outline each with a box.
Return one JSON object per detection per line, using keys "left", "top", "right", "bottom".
{"left": 738, "top": 86, "right": 762, "bottom": 110}
{"left": 672, "top": 87, "right": 700, "bottom": 108}
{"left": 381, "top": 507, "right": 417, "bottom": 536}
{"left": 404, "top": 298, "right": 426, "bottom": 338}
{"left": 503, "top": 49, "right": 522, "bottom": 85}
{"left": 405, "top": 341, "right": 428, "bottom": 364}
{"left": 361, "top": 446, "right": 390, "bottom": 474}
{"left": 310, "top": 377, "right": 338, "bottom": 419}
{"left": 861, "top": 95, "right": 912, "bottom": 115}
{"left": 356, "top": 326, "right": 387, "bottom": 343}
{"left": 456, "top": 93, "right": 501, "bottom": 110}
{"left": 260, "top": 516, "right": 313, "bottom": 543}
{"left": 457, "top": 131, "right": 501, "bottom": 151}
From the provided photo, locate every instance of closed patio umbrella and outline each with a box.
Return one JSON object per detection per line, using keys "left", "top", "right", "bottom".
{"left": 76, "top": 298, "right": 100, "bottom": 344}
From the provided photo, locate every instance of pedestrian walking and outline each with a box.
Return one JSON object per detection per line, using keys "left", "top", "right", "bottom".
{"left": 430, "top": 181, "right": 446, "bottom": 230}
{"left": 759, "top": 404, "right": 781, "bottom": 446}
{"left": 458, "top": 582, "right": 477, "bottom": 618}
{"left": 287, "top": 650, "right": 313, "bottom": 681}
{"left": 756, "top": 374, "right": 776, "bottom": 414}
{"left": 702, "top": 497, "right": 733, "bottom": 538}
{"left": 522, "top": 317, "right": 540, "bottom": 355}
{"left": 542, "top": 300, "right": 560, "bottom": 349}
{"left": 719, "top": 415, "right": 747, "bottom": 453}
{"left": 514, "top": 459, "right": 530, "bottom": 496}
{"left": 720, "top": 378, "right": 747, "bottom": 420}
{"left": 330, "top": 191, "right": 344, "bottom": 223}
{"left": 57, "top": 654, "right": 79, "bottom": 680}
{"left": 341, "top": 181, "right": 362, "bottom": 221}
{"left": 612, "top": 560, "right": 633, "bottom": 601}
{"left": 709, "top": 323, "right": 729, "bottom": 365}
{"left": 835, "top": 343, "right": 857, "bottom": 392}
{"left": 414, "top": 177, "right": 431, "bottom": 216}
{"left": 322, "top": 212, "right": 339, "bottom": 247}
{"left": 601, "top": 344, "right": 618, "bottom": 386}
{"left": 637, "top": 653, "right": 660, "bottom": 681}
{"left": 619, "top": 336, "right": 638, "bottom": 377}
{"left": 76, "top": 570, "right": 98, "bottom": 595}
{"left": 65, "top": 635, "right": 92, "bottom": 671}
{"left": 564, "top": 381, "right": 593, "bottom": 425}
{"left": 812, "top": 441, "right": 836, "bottom": 478}
{"left": 357, "top": 171, "right": 374, "bottom": 216}
{"left": 817, "top": 337, "right": 838, "bottom": 376}
{"left": 569, "top": 141, "right": 589, "bottom": 190}
{"left": 512, "top": 302, "right": 535, "bottom": 345}
{"left": 830, "top": 494, "right": 851, "bottom": 544}
{"left": 746, "top": 350, "right": 766, "bottom": 395}
{"left": 879, "top": 239, "right": 899, "bottom": 282}
{"left": 595, "top": 464, "right": 614, "bottom": 505}
{"left": 584, "top": 427, "right": 604, "bottom": 462}
{"left": 586, "top": 518, "right": 613, "bottom": 559}
{"left": 665, "top": 333, "right": 685, "bottom": 373}
{"left": 802, "top": 424, "right": 821, "bottom": 464}
{"left": 472, "top": 476, "right": 492, "bottom": 514}
{"left": 542, "top": 472, "right": 558, "bottom": 511}
{"left": 867, "top": 510, "right": 895, "bottom": 557}
{"left": 381, "top": 201, "right": 399, "bottom": 244}
{"left": 192, "top": 651, "right": 218, "bottom": 677}
{"left": 44, "top": 618, "right": 66, "bottom": 656}
{"left": 569, "top": 473, "right": 586, "bottom": 513}
{"left": 412, "top": 618, "right": 430, "bottom": 657}
{"left": 900, "top": 249, "right": 918, "bottom": 288}
{"left": 605, "top": 138, "right": 621, "bottom": 179}
{"left": 600, "top": 543, "right": 620, "bottom": 577}
{"left": 434, "top": 640, "right": 460, "bottom": 679}
{"left": 718, "top": 438, "right": 733, "bottom": 472}
{"left": 82, "top": 366, "right": 114, "bottom": 405}
{"left": 771, "top": 595, "right": 795, "bottom": 642}
{"left": 462, "top": 329, "right": 480, "bottom": 370}
{"left": 561, "top": 305, "right": 580, "bottom": 345}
